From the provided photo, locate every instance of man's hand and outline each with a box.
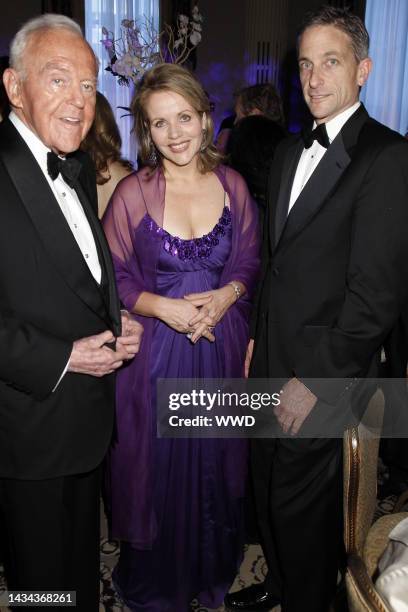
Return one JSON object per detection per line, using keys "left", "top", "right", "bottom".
{"left": 116, "top": 311, "right": 144, "bottom": 359}
{"left": 274, "top": 377, "right": 317, "bottom": 435}
{"left": 68, "top": 330, "right": 128, "bottom": 377}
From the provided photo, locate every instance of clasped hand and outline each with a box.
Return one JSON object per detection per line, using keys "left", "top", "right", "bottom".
{"left": 160, "top": 296, "right": 215, "bottom": 342}
{"left": 184, "top": 286, "right": 236, "bottom": 343}
{"left": 68, "top": 311, "right": 143, "bottom": 377}
{"left": 159, "top": 286, "right": 235, "bottom": 343}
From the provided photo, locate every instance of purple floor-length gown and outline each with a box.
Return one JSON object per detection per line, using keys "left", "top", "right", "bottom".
{"left": 113, "top": 207, "right": 245, "bottom": 611}
{"left": 103, "top": 166, "right": 260, "bottom": 612}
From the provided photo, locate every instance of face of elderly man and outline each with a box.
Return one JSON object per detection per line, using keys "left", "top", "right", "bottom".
{"left": 5, "top": 28, "right": 97, "bottom": 155}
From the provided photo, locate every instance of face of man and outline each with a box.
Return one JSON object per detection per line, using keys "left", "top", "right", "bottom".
{"left": 298, "top": 24, "right": 371, "bottom": 125}
{"left": 4, "top": 28, "right": 97, "bottom": 155}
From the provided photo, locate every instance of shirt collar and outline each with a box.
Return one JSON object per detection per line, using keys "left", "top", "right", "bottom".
{"left": 313, "top": 102, "right": 361, "bottom": 143}
{"left": 9, "top": 110, "right": 53, "bottom": 176}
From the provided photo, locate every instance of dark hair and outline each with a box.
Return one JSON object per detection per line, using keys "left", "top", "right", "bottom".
{"left": 297, "top": 5, "right": 369, "bottom": 62}
{"left": 130, "top": 63, "right": 223, "bottom": 173}
{"left": 81, "top": 91, "right": 133, "bottom": 185}
{"left": 235, "top": 83, "right": 284, "bottom": 125}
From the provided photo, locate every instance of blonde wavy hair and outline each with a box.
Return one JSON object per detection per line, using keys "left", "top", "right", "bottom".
{"left": 131, "top": 63, "right": 222, "bottom": 173}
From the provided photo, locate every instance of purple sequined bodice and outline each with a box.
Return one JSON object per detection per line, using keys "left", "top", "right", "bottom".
{"left": 144, "top": 206, "right": 232, "bottom": 262}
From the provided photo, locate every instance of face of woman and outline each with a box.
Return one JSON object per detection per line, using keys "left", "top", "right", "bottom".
{"left": 146, "top": 90, "right": 205, "bottom": 169}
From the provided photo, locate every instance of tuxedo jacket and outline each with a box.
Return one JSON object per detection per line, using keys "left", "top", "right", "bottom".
{"left": 0, "top": 119, "right": 121, "bottom": 479}
{"left": 251, "top": 105, "right": 408, "bottom": 405}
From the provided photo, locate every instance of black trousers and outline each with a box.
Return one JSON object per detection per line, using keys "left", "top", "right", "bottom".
{"left": 250, "top": 333, "right": 344, "bottom": 611}
{"left": 251, "top": 437, "right": 344, "bottom": 612}
{"left": 0, "top": 466, "right": 101, "bottom": 611}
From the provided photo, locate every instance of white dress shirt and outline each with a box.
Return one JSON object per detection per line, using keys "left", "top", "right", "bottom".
{"left": 9, "top": 111, "right": 101, "bottom": 284}
{"left": 288, "top": 102, "right": 360, "bottom": 213}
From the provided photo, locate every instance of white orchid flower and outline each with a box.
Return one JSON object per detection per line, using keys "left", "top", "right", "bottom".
{"left": 190, "top": 31, "right": 201, "bottom": 46}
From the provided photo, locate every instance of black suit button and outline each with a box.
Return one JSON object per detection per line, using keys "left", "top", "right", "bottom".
{"left": 272, "top": 267, "right": 279, "bottom": 277}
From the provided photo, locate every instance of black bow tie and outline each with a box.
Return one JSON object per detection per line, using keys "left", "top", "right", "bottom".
{"left": 302, "top": 123, "right": 330, "bottom": 149}
{"left": 47, "top": 151, "right": 82, "bottom": 189}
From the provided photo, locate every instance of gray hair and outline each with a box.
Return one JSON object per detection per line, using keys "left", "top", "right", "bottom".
{"left": 10, "top": 13, "right": 97, "bottom": 75}
{"left": 297, "top": 5, "right": 369, "bottom": 63}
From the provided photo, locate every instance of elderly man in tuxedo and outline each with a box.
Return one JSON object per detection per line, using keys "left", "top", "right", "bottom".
{"left": 225, "top": 6, "right": 408, "bottom": 612}
{"left": 0, "top": 14, "right": 143, "bottom": 610}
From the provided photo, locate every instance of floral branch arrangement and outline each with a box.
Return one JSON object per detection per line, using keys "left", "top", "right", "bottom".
{"left": 160, "top": 5, "right": 203, "bottom": 65}
{"left": 102, "top": 5, "right": 203, "bottom": 86}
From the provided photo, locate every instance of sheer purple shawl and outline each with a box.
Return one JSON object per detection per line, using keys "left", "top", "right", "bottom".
{"left": 103, "top": 165, "right": 260, "bottom": 547}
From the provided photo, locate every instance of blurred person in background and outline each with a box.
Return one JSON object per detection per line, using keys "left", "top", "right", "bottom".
{"left": 228, "top": 83, "right": 286, "bottom": 225}
{"left": 81, "top": 91, "right": 133, "bottom": 218}
{"left": 215, "top": 111, "right": 235, "bottom": 154}
{"left": 234, "top": 82, "right": 284, "bottom": 124}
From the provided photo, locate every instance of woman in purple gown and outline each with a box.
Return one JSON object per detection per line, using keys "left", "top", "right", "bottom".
{"left": 103, "top": 63, "right": 260, "bottom": 611}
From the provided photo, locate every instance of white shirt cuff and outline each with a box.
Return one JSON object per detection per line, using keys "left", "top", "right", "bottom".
{"left": 52, "top": 357, "right": 70, "bottom": 392}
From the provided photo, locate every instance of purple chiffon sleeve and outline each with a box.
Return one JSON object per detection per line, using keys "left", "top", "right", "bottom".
{"left": 215, "top": 166, "right": 261, "bottom": 377}
{"left": 102, "top": 170, "right": 162, "bottom": 310}
{"left": 102, "top": 169, "right": 164, "bottom": 548}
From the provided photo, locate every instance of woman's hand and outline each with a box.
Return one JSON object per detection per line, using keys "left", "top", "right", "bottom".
{"left": 157, "top": 295, "right": 214, "bottom": 338}
{"left": 184, "top": 285, "right": 238, "bottom": 342}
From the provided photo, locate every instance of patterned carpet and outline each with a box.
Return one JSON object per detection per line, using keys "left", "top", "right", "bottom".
{"left": 97, "top": 489, "right": 405, "bottom": 612}
{"left": 99, "top": 535, "right": 269, "bottom": 612}
{"left": 0, "top": 465, "right": 406, "bottom": 612}
{"left": 0, "top": 505, "right": 269, "bottom": 612}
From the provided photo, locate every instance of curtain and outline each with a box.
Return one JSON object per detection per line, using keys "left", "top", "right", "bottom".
{"left": 361, "top": 0, "right": 408, "bottom": 135}
{"left": 85, "top": 0, "right": 160, "bottom": 164}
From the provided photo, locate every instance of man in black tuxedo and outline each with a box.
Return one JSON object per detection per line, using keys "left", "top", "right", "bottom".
{"left": 225, "top": 6, "right": 408, "bottom": 612}
{"left": 0, "top": 14, "right": 143, "bottom": 610}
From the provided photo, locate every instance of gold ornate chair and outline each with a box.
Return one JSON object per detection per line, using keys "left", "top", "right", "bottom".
{"left": 343, "top": 388, "right": 408, "bottom": 611}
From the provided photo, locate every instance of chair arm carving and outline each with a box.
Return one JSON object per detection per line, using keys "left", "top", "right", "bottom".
{"left": 347, "top": 553, "right": 390, "bottom": 612}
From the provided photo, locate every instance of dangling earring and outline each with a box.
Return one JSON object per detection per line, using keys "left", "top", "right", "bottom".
{"left": 200, "top": 128, "right": 207, "bottom": 153}
{"left": 148, "top": 142, "right": 158, "bottom": 166}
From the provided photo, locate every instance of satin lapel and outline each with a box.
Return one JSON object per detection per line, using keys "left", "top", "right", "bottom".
{"left": 275, "top": 132, "right": 351, "bottom": 252}
{"left": 274, "top": 104, "right": 369, "bottom": 254}
{"left": 274, "top": 139, "right": 303, "bottom": 247}
{"left": 74, "top": 180, "right": 121, "bottom": 337}
{"left": 0, "top": 120, "right": 110, "bottom": 325}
